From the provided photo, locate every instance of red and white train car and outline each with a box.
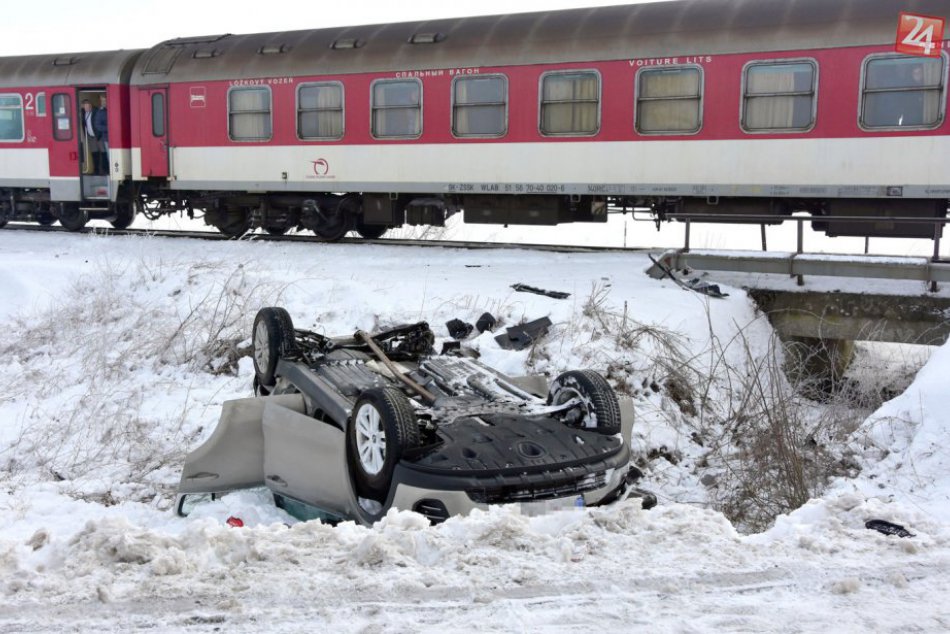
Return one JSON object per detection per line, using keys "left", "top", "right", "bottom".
{"left": 0, "top": 50, "right": 141, "bottom": 229}
{"left": 2, "top": 0, "right": 949, "bottom": 239}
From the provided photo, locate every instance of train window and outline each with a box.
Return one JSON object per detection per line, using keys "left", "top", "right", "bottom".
{"left": 635, "top": 67, "right": 702, "bottom": 134}
{"left": 51, "top": 93, "right": 72, "bottom": 141}
{"left": 371, "top": 79, "right": 422, "bottom": 139}
{"left": 741, "top": 60, "right": 817, "bottom": 132}
{"left": 297, "top": 82, "right": 344, "bottom": 140}
{"left": 539, "top": 71, "right": 600, "bottom": 136}
{"left": 151, "top": 93, "right": 165, "bottom": 137}
{"left": 452, "top": 75, "right": 507, "bottom": 137}
{"left": 228, "top": 87, "right": 273, "bottom": 142}
{"left": 0, "top": 94, "right": 24, "bottom": 142}
{"left": 860, "top": 53, "right": 947, "bottom": 130}
{"left": 36, "top": 93, "right": 47, "bottom": 117}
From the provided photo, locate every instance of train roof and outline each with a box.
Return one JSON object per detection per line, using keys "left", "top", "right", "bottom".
{"left": 0, "top": 49, "right": 144, "bottom": 89}
{"left": 129, "top": 0, "right": 950, "bottom": 85}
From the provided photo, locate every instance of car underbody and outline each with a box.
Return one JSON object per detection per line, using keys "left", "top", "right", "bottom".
{"left": 176, "top": 309, "right": 647, "bottom": 525}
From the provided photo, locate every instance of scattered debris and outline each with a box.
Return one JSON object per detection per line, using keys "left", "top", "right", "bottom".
{"left": 494, "top": 316, "right": 553, "bottom": 350}
{"left": 647, "top": 255, "right": 729, "bottom": 299}
{"left": 226, "top": 516, "right": 245, "bottom": 528}
{"left": 476, "top": 312, "right": 497, "bottom": 333}
{"left": 446, "top": 318, "right": 475, "bottom": 340}
{"left": 511, "top": 283, "right": 570, "bottom": 299}
{"left": 441, "top": 341, "right": 461, "bottom": 355}
{"left": 865, "top": 519, "right": 915, "bottom": 538}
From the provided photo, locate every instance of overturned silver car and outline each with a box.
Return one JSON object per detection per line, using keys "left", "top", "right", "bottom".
{"left": 177, "top": 308, "right": 643, "bottom": 525}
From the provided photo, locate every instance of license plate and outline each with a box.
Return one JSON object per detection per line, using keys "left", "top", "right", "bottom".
{"left": 519, "top": 495, "right": 585, "bottom": 516}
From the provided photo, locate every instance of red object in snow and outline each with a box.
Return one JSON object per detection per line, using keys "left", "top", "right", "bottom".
{"left": 226, "top": 516, "right": 244, "bottom": 528}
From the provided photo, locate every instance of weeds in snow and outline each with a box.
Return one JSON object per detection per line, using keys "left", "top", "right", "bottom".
{"left": 529, "top": 283, "right": 921, "bottom": 532}
{"left": 0, "top": 257, "right": 283, "bottom": 499}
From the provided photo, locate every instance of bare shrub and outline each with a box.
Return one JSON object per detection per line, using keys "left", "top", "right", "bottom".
{"left": 542, "top": 281, "right": 698, "bottom": 399}
{"left": 0, "top": 257, "right": 284, "bottom": 497}
{"left": 693, "top": 327, "right": 879, "bottom": 532}
{"left": 552, "top": 284, "right": 879, "bottom": 532}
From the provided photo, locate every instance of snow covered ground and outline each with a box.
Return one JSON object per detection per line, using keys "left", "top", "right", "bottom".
{"left": 0, "top": 229, "right": 947, "bottom": 632}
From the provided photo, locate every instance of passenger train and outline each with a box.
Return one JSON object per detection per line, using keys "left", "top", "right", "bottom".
{"left": 0, "top": 0, "right": 948, "bottom": 240}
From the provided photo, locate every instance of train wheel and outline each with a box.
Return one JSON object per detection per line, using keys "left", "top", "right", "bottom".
{"left": 0, "top": 219, "right": 7, "bottom": 229}
{"left": 265, "top": 225, "right": 289, "bottom": 236}
{"left": 215, "top": 210, "right": 252, "bottom": 238}
{"left": 310, "top": 196, "right": 357, "bottom": 242}
{"left": 58, "top": 205, "right": 88, "bottom": 232}
{"left": 110, "top": 203, "right": 135, "bottom": 230}
{"left": 311, "top": 210, "right": 350, "bottom": 241}
{"left": 356, "top": 223, "right": 388, "bottom": 240}
{"left": 36, "top": 213, "right": 56, "bottom": 226}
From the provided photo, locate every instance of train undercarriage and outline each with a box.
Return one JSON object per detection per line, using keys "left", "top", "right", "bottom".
{"left": 2, "top": 183, "right": 948, "bottom": 241}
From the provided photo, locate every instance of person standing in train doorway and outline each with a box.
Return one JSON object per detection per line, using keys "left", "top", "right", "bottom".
{"left": 80, "top": 99, "right": 99, "bottom": 175}
{"left": 93, "top": 95, "right": 109, "bottom": 175}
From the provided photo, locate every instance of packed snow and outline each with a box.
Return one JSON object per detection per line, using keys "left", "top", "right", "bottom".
{"left": 0, "top": 229, "right": 948, "bottom": 632}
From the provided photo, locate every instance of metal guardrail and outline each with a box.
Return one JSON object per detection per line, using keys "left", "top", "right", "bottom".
{"left": 653, "top": 249, "right": 950, "bottom": 285}
{"left": 661, "top": 213, "right": 948, "bottom": 291}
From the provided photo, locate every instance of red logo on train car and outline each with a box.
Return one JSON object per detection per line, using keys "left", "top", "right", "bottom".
{"left": 311, "top": 159, "right": 330, "bottom": 176}
{"left": 896, "top": 13, "right": 945, "bottom": 57}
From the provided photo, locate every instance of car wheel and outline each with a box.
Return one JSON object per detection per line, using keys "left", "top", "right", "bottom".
{"left": 58, "top": 204, "right": 88, "bottom": 231}
{"left": 347, "top": 387, "right": 420, "bottom": 501}
{"left": 252, "top": 307, "right": 296, "bottom": 386}
{"left": 548, "top": 369, "right": 622, "bottom": 435}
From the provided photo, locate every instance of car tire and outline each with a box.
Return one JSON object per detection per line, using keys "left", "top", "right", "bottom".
{"left": 252, "top": 307, "right": 296, "bottom": 386}
{"left": 548, "top": 369, "right": 622, "bottom": 435}
{"left": 347, "top": 387, "right": 420, "bottom": 501}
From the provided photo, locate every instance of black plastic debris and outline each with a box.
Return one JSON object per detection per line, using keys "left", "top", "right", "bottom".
{"left": 647, "top": 255, "right": 729, "bottom": 299}
{"left": 476, "top": 312, "right": 497, "bottom": 333}
{"left": 865, "top": 519, "right": 915, "bottom": 538}
{"left": 686, "top": 278, "right": 728, "bottom": 298}
{"left": 446, "top": 318, "right": 475, "bottom": 340}
{"left": 494, "top": 316, "right": 552, "bottom": 350}
{"left": 511, "top": 283, "right": 570, "bottom": 299}
{"left": 441, "top": 341, "right": 461, "bottom": 355}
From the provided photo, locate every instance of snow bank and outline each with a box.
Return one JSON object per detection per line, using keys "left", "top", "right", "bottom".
{"left": 0, "top": 231, "right": 948, "bottom": 632}
{"left": 835, "top": 339, "right": 950, "bottom": 522}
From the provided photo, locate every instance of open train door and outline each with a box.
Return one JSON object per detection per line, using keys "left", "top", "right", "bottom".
{"left": 140, "top": 87, "right": 169, "bottom": 178}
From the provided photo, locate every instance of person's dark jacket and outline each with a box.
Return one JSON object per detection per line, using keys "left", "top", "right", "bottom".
{"left": 92, "top": 108, "right": 108, "bottom": 142}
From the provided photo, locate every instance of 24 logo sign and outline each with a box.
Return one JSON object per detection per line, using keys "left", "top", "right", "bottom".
{"left": 896, "top": 13, "right": 945, "bottom": 57}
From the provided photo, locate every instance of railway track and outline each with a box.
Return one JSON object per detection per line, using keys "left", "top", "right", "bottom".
{"left": 0, "top": 222, "right": 647, "bottom": 254}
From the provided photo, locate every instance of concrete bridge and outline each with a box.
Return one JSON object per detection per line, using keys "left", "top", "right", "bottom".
{"left": 649, "top": 249, "right": 950, "bottom": 381}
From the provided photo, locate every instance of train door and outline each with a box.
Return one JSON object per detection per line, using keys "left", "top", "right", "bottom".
{"left": 140, "top": 87, "right": 169, "bottom": 178}
{"left": 77, "top": 87, "right": 109, "bottom": 200}
{"left": 48, "top": 92, "right": 80, "bottom": 201}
